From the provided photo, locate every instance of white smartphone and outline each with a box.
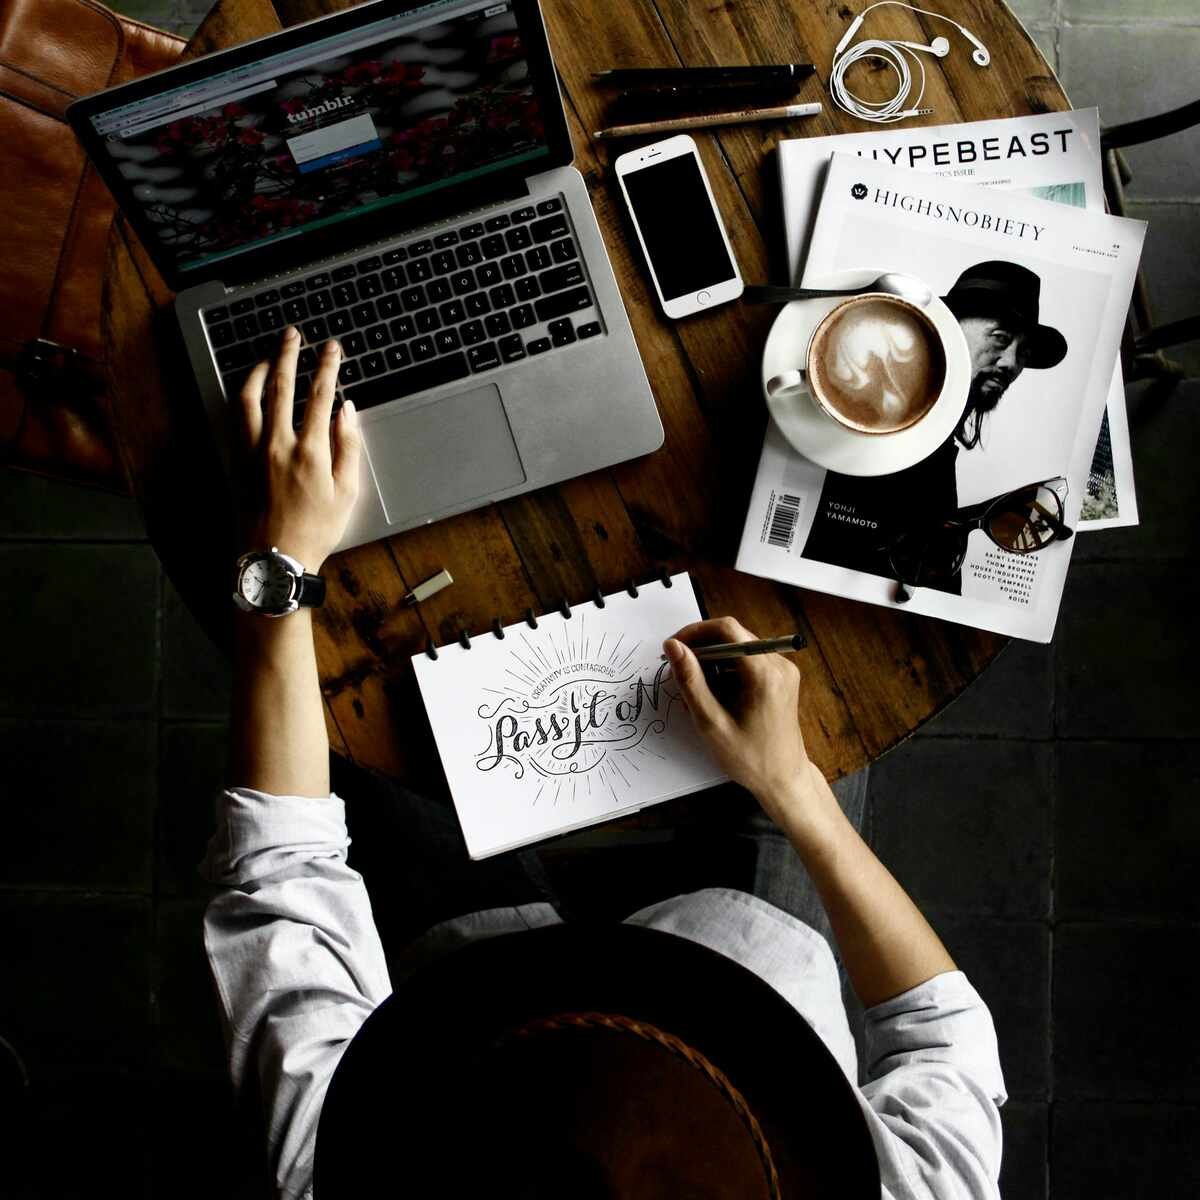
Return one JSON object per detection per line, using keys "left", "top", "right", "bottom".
{"left": 614, "top": 134, "right": 744, "bottom": 320}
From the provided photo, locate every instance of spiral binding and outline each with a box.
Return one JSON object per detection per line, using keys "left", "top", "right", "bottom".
{"left": 422, "top": 569, "right": 677, "bottom": 659}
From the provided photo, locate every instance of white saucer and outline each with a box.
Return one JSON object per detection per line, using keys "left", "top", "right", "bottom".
{"left": 761, "top": 267, "right": 970, "bottom": 477}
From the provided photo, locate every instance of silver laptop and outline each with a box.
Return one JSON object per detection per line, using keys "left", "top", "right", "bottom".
{"left": 69, "top": 0, "right": 661, "bottom": 553}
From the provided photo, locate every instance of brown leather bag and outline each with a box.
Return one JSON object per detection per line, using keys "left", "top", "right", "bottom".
{"left": 0, "top": 0, "right": 185, "bottom": 493}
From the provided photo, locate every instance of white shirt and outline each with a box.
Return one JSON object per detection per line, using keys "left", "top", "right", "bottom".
{"left": 202, "top": 789, "right": 1007, "bottom": 1200}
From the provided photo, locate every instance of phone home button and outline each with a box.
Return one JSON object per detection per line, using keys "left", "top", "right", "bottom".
{"left": 696, "top": 290, "right": 712, "bottom": 305}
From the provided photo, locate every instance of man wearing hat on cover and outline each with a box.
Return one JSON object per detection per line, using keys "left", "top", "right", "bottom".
{"left": 801, "top": 259, "right": 1069, "bottom": 594}
{"left": 203, "top": 329, "right": 1008, "bottom": 1198}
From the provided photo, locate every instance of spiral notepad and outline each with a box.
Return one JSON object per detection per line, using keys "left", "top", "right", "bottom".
{"left": 412, "top": 573, "right": 727, "bottom": 859}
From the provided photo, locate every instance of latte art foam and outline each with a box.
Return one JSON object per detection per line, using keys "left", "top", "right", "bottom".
{"left": 808, "top": 296, "right": 945, "bottom": 434}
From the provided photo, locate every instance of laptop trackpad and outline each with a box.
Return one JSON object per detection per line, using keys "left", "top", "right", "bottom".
{"left": 363, "top": 384, "right": 526, "bottom": 525}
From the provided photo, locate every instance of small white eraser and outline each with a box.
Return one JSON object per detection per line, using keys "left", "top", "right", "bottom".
{"left": 406, "top": 568, "right": 454, "bottom": 605}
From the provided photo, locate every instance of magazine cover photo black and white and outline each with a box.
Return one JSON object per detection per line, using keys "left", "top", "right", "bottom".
{"left": 738, "top": 154, "right": 1145, "bottom": 642}
{"left": 773, "top": 108, "right": 1137, "bottom": 530}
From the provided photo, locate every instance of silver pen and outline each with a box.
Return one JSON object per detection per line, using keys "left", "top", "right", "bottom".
{"left": 594, "top": 102, "right": 822, "bottom": 141}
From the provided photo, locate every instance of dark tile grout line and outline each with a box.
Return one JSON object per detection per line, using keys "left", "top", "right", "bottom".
{"left": 919, "top": 914, "right": 1199, "bottom": 927}
{"left": 1047, "top": 1097, "right": 1200, "bottom": 1108}
{"left": 0, "top": 712, "right": 226, "bottom": 724}
{"left": 916, "top": 733, "right": 1200, "bottom": 743}
{"left": 152, "top": 563, "right": 166, "bottom": 1096}
{"left": 0, "top": 886, "right": 153, "bottom": 899}
{"left": 1046, "top": 715, "right": 1058, "bottom": 1196}
{"left": 0, "top": 536, "right": 150, "bottom": 545}
{"left": 1070, "top": 553, "right": 1200, "bottom": 561}
{"left": 1059, "top": 17, "right": 1200, "bottom": 30}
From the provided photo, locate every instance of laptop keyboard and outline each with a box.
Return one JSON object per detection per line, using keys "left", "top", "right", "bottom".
{"left": 200, "top": 196, "right": 602, "bottom": 424}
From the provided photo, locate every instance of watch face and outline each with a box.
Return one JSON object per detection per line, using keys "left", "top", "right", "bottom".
{"left": 241, "top": 555, "right": 294, "bottom": 612}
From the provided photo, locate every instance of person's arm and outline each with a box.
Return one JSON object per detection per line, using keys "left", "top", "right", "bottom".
{"left": 203, "top": 329, "right": 386, "bottom": 1200}
{"left": 202, "top": 789, "right": 390, "bottom": 1200}
{"left": 664, "top": 619, "right": 1005, "bottom": 1199}
{"left": 664, "top": 618, "right": 953, "bottom": 1008}
{"left": 229, "top": 327, "right": 359, "bottom": 796}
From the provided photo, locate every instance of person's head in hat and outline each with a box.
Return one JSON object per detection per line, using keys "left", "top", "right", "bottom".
{"left": 942, "top": 260, "right": 1068, "bottom": 449}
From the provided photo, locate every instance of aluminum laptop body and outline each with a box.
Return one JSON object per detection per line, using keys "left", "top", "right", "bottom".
{"left": 68, "top": 0, "right": 661, "bottom": 553}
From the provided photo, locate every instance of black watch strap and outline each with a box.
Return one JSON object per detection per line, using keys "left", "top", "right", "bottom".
{"left": 295, "top": 571, "right": 326, "bottom": 608}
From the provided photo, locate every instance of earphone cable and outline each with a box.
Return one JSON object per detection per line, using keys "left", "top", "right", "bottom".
{"left": 830, "top": 1, "right": 985, "bottom": 124}
{"left": 830, "top": 39, "right": 929, "bottom": 124}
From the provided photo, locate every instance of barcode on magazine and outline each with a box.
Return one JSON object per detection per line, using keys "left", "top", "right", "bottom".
{"left": 764, "top": 492, "right": 802, "bottom": 550}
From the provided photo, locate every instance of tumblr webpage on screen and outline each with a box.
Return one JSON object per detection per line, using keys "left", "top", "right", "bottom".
{"left": 95, "top": 1, "right": 547, "bottom": 272}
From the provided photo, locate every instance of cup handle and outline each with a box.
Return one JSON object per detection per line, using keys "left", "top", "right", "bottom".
{"left": 766, "top": 369, "right": 807, "bottom": 400}
{"left": 765, "top": 369, "right": 815, "bottom": 452}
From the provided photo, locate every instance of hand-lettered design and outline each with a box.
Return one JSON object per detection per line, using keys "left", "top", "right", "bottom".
{"left": 474, "top": 612, "right": 680, "bottom": 806}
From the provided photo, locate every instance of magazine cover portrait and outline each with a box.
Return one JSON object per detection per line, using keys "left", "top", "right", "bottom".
{"left": 799, "top": 245, "right": 1096, "bottom": 604}
{"left": 738, "top": 154, "right": 1145, "bottom": 641}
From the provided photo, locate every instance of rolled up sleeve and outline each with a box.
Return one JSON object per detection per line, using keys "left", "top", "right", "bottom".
{"left": 860, "top": 970, "right": 1007, "bottom": 1200}
{"left": 200, "top": 788, "right": 391, "bottom": 1200}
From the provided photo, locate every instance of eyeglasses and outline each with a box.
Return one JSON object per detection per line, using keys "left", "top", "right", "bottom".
{"left": 885, "top": 477, "right": 1073, "bottom": 603}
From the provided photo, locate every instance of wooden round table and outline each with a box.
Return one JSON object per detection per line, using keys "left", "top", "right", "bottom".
{"left": 103, "top": 0, "right": 1066, "bottom": 784}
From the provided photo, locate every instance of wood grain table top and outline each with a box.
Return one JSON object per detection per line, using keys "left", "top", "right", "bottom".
{"left": 102, "top": 0, "right": 1068, "bottom": 784}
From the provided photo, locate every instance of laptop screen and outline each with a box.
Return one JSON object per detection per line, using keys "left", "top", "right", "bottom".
{"left": 85, "top": 1, "right": 550, "bottom": 275}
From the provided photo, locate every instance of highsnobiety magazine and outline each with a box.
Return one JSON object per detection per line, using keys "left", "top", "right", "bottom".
{"left": 736, "top": 154, "right": 1145, "bottom": 642}
{"left": 774, "top": 108, "right": 1135, "bottom": 529}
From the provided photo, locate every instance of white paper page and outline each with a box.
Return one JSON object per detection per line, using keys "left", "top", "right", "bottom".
{"left": 412, "top": 574, "right": 727, "bottom": 859}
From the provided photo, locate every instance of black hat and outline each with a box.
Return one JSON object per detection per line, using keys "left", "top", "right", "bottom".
{"left": 314, "top": 924, "right": 880, "bottom": 1199}
{"left": 942, "top": 260, "right": 1067, "bottom": 369}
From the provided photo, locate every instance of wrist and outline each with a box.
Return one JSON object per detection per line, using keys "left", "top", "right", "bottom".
{"left": 754, "top": 762, "right": 843, "bottom": 849}
{"left": 235, "top": 605, "right": 313, "bottom": 643}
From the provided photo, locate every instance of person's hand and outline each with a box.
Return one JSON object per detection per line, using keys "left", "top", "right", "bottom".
{"left": 663, "top": 617, "right": 823, "bottom": 825}
{"left": 234, "top": 327, "right": 361, "bottom": 571}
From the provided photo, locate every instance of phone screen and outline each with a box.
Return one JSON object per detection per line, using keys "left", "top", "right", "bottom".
{"left": 623, "top": 153, "right": 736, "bottom": 300}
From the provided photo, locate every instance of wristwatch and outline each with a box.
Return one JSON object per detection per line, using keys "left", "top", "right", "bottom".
{"left": 233, "top": 546, "right": 326, "bottom": 617}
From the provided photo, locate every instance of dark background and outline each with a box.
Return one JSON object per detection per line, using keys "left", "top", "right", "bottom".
{"left": 2, "top": 0, "right": 1197, "bottom": 1195}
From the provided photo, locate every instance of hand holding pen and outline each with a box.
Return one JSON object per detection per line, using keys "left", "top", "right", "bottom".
{"left": 661, "top": 632, "right": 807, "bottom": 661}
{"left": 662, "top": 618, "right": 816, "bottom": 817}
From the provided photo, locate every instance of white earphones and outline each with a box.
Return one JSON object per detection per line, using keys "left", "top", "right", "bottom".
{"left": 830, "top": 2, "right": 990, "bottom": 124}
{"left": 892, "top": 35, "right": 951, "bottom": 57}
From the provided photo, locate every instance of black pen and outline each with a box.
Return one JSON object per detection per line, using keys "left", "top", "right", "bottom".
{"left": 593, "top": 65, "right": 815, "bottom": 89}
{"left": 661, "top": 633, "right": 808, "bottom": 662}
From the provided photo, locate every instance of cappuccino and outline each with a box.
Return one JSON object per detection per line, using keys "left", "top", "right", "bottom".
{"left": 807, "top": 295, "right": 945, "bottom": 435}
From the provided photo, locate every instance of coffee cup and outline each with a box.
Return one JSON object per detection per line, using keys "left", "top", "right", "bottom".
{"left": 766, "top": 292, "right": 947, "bottom": 436}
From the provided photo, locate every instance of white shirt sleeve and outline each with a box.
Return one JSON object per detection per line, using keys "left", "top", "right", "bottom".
{"left": 860, "top": 970, "right": 1008, "bottom": 1200}
{"left": 199, "top": 788, "right": 392, "bottom": 1200}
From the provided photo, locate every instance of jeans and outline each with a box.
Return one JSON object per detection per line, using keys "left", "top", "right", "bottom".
{"left": 332, "top": 754, "right": 869, "bottom": 955}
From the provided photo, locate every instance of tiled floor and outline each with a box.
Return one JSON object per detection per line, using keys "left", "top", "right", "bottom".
{"left": 4, "top": 1, "right": 1198, "bottom": 1196}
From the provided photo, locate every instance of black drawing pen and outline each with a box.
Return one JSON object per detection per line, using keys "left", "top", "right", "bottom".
{"left": 660, "top": 634, "right": 807, "bottom": 662}
{"left": 593, "top": 65, "right": 815, "bottom": 88}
